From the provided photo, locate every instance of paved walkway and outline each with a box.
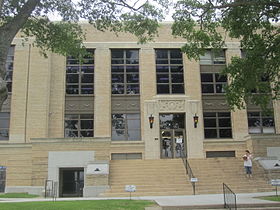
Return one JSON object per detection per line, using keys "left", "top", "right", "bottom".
{"left": 0, "top": 191, "right": 279, "bottom": 207}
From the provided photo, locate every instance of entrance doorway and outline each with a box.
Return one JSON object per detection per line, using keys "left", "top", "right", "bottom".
{"left": 159, "top": 113, "right": 186, "bottom": 159}
{"left": 59, "top": 168, "right": 84, "bottom": 197}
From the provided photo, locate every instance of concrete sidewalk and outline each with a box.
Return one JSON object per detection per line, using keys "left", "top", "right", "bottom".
{"left": 0, "top": 191, "right": 279, "bottom": 207}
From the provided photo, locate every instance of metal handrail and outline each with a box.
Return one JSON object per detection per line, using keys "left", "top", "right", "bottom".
{"left": 181, "top": 150, "right": 197, "bottom": 195}
{"left": 223, "top": 183, "right": 237, "bottom": 210}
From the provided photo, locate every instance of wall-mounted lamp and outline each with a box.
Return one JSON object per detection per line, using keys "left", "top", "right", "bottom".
{"left": 193, "top": 114, "right": 199, "bottom": 128}
{"left": 149, "top": 114, "right": 154, "bottom": 129}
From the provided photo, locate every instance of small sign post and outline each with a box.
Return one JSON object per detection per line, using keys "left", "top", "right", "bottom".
{"left": 271, "top": 179, "right": 280, "bottom": 196}
{"left": 125, "top": 185, "right": 136, "bottom": 199}
{"left": 190, "top": 178, "right": 198, "bottom": 195}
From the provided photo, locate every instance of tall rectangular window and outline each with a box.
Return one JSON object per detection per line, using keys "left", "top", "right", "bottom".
{"left": 247, "top": 112, "right": 275, "bottom": 134}
{"left": 5, "top": 46, "right": 15, "bottom": 93}
{"left": 156, "top": 49, "right": 184, "bottom": 94}
{"left": 0, "top": 113, "right": 10, "bottom": 140}
{"left": 112, "top": 113, "right": 141, "bottom": 141}
{"left": 203, "top": 112, "right": 232, "bottom": 139}
{"left": 64, "top": 114, "right": 94, "bottom": 137}
{"left": 66, "top": 49, "right": 94, "bottom": 95}
{"left": 200, "top": 50, "right": 226, "bottom": 65}
{"left": 111, "top": 49, "right": 139, "bottom": 95}
{"left": 201, "top": 73, "right": 227, "bottom": 94}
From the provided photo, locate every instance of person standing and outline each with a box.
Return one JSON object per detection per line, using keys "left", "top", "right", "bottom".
{"left": 243, "top": 150, "right": 253, "bottom": 178}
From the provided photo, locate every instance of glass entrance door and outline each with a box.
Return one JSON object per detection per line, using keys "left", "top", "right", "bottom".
{"left": 161, "top": 130, "right": 185, "bottom": 158}
{"left": 159, "top": 113, "right": 186, "bottom": 159}
{"left": 60, "top": 168, "right": 84, "bottom": 197}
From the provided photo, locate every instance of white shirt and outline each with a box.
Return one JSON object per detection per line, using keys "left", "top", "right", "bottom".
{"left": 243, "top": 154, "right": 252, "bottom": 167}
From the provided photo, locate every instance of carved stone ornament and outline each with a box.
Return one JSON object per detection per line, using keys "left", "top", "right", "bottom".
{"left": 159, "top": 100, "right": 185, "bottom": 112}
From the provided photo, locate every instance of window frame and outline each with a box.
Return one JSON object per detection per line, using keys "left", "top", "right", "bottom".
{"left": 247, "top": 111, "right": 275, "bottom": 134}
{"left": 201, "top": 73, "right": 228, "bottom": 94}
{"left": 111, "top": 49, "right": 140, "bottom": 95}
{"left": 199, "top": 49, "right": 226, "bottom": 65}
{"left": 64, "top": 114, "right": 94, "bottom": 138}
{"left": 203, "top": 112, "right": 232, "bottom": 139}
{"left": 155, "top": 49, "right": 185, "bottom": 94}
{"left": 66, "top": 49, "right": 94, "bottom": 95}
{"left": 5, "top": 46, "right": 15, "bottom": 93}
{"left": 111, "top": 113, "right": 141, "bottom": 141}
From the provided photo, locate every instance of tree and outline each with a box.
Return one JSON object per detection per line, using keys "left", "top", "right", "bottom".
{"left": 0, "top": 0, "right": 169, "bottom": 108}
{"left": 172, "top": 0, "right": 280, "bottom": 110}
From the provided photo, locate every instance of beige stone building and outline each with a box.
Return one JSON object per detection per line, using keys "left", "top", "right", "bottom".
{"left": 0, "top": 23, "right": 279, "bottom": 197}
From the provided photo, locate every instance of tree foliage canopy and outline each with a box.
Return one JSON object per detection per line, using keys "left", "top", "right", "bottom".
{"left": 172, "top": 0, "right": 280, "bottom": 110}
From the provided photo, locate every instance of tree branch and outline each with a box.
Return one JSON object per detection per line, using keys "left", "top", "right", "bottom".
{"left": 1, "top": 0, "right": 40, "bottom": 42}
{"left": 212, "top": 0, "right": 280, "bottom": 10}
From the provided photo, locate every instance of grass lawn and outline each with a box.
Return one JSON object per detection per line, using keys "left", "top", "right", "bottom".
{"left": 0, "top": 199, "right": 155, "bottom": 210}
{"left": 0, "top": 193, "right": 39, "bottom": 198}
{"left": 258, "top": 196, "right": 280, "bottom": 202}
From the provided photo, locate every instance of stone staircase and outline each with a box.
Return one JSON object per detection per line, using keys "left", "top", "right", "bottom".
{"left": 100, "top": 157, "right": 274, "bottom": 197}
{"left": 100, "top": 159, "right": 193, "bottom": 197}
{"left": 189, "top": 157, "right": 275, "bottom": 194}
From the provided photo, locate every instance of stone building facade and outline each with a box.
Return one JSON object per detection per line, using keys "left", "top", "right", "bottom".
{"left": 0, "top": 23, "right": 279, "bottom": 197}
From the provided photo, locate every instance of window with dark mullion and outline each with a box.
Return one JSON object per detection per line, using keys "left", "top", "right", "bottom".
{"left": 64, "top": 114, "right": 94, "bottom": 137}
{"left": 66, "top": 49, "right": 94, "bottom": 95}
{"left": 247, "top": 112, "right": 275, "bottom": 134}
{"left": 201, "top": 73, "right": 227, "bottom": 94}
{"left": 203, "top": 112, "right": 232, "bottom": 139}
{"left": 111, "top": 50, "right": 139, "bottom": 95}
{"left": 112, "top": 113, "right": 141, "bottom": 141}
{"left": 199, "top": 49, "right": 226, "bottom": 64}
{"left": 156, "top": 49, "right": 184, "bottom": 94}
{"left": 5, "top": 46, "right": 15, "bottom": 93}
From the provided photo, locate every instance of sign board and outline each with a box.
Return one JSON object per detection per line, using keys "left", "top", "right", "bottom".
{"left": 86, "top": 164, "right": 109, "bottom": 175}
{"left": 271, "top": 179, "right": 280, "bottom": 186}
{"left": 125, "top": 185, "right": 136, "bottom": 192}
{"left": 190, "top": 178, "right": 198, "bottom": 182}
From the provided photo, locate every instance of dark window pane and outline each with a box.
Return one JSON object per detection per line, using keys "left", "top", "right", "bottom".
{"left": 111, "top": 59, "right": 124, "bottom": 64}
{"left": 81, "top": 85, "right": 93, "bottom": 94}
{"left": 65, "top": 130, "right": 78, "bottom": 137}
{"left": 81, "top": 120, "right": 93, "bottom": 129}
{"left": 201, "top": 74, "right": 213, "bottom": 82}
{"left": 0, "top": 129, "right": 9, "bottom": 139}
{"left": 66, "top": 85, "right": 79, "bottom": 94}
{"left": 172, "top": 84, "right": 184, "bottom": 93}
{"left": 67, "top": 66, "right": 79, "bottom": 73}
{"left": 126, "top": 66, "right": 138, "bottom": 72}
{"left": 111, "top": 50, "right": 124, "bottom": 58}
{"left": 81, "top": 74, "right": 93, "bottom": 83}
{"left": 112, "top": 66, "right": 124, "bottom": 72}
{"left": 219, "top": 129, "right": 232, "bottom": 138}
{"left": 127, "top": 74, "right": 139, "bottom": 83}
{"left": 80, "top": 114, "right": 94, "bottom": 119}
{"left": 66, "top": 74, "right": 79, "bottom": 83}
{"left": 204, "top": 119, "right": 216, "bottom": 127}
{"left": 157, "top": 74, "right": 169, "bottom": 83}
{"left": 218, "top": 112, "right": 230, "bottom": 117}
{"left": 248, "top": 118, "right": 261, "bottom": 127}
{"left": 170, "top": 59, "right": 183, "bottom": 64}
{"left": 171, "top": 74, "right": 184, "bottom": 83}
{"left": 156, "top": 59, "right": 169, "bottom": 64}
{"left": 156, "top": 66, "right": 169, "bottom": 72}
{"left": 205, "top": 129, "right": 217, "bottom": 138}
{"left": 262, "top": 118, "right": 275, "bottom": 127}
{"left": 65, "top": 120, "right": 78, "bottom": 129}
{"left": 219, "top": 119, "right": 231, "bottom": 127}
{"left": 204, "top": 112, "right": 216, "bottom": 117}
{"left": 202, "top": 84, "right": 214, "bottom": 93}
{"left": 81, "top": 66, "right": 94, "bottom": 73}
{"left": 80, "top": 131, "right": 93, "bottom": 137}
{"left": 126, "top": 50, "right": 138, "bottom": 59}
{"left": 248, "top": 112, "right": 260, "bottom": 117}
{"left": 156, "top": 50, "right": 168, "bottom": 59}
{"left": 215, "top": 74, "right": 227, "bottom": 82}
{"left": 216, "top": 84, "right": 225, "bottom": 93}
{"left": 171, "top": 66, "right": 183, "bottom": 73}
{"left": 112, "top": 74, "right": 124, "bottom": 83}
{"left": 112, "top": 84, "right": 124, "bottom": 94}
{"left": 126, "top": 59, "right": 139, "bottom": 64}
{"left": 127, "top": 84, "right": 139, "bottom": 94}
{"left": 170, "top": 50, "right": 182, "bottom": 59}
